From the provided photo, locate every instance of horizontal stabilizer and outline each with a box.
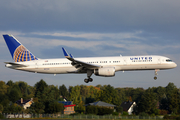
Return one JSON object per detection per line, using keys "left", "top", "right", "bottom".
{"left": 4, "top": 62, "right": 27, "bottom": 67}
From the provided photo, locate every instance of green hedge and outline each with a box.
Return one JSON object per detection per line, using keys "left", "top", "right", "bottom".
{"left": 86, "top": 105, "right": 113, "bottom": 115}
{"left": 163, "top": 114, "right": 179, "bottom": 119}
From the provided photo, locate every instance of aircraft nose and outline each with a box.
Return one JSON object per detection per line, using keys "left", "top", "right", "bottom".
{"left": 173, "top": 62, "right": 177, "bottom": 68}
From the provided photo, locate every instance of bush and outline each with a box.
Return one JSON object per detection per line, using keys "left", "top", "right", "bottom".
{"left": 112, "top": 112, "right": 119, "bottom": 116}
{"left": 122, "top": 111, "right": 128, "bottom": 116}
{"left": 97, "top": 106, "right": 113, "bottom": 115}
{"left": 159, "top": 110, "right": 168, "bottom": 115}
{"left": 70, "top": 112, "right": 80, "bottom": 116}
{"left": 0, "top": 113, "right": 4, "bottom": 119}
{"left": 153, "top": 108, "right": 160, "bottom": 115}
{"left": 163, "top": 114, "right": 169, "bottom": 119}
{"left": 86, "top": 105, "right": 113, "bottom": 115}
{"left": 176, "top": 116, "right": 180, "bottom": 120}
{"left": 139, "top": 112, "right": 149, "bottom": 116}
{"left": 116, "top": 106, "right": 123, "bottom": 113}
{"left": 86, "top": 105, "right": 98, "bottom": 115}
{"left": 163, "top": 114, "right": 178, "bottom": 119}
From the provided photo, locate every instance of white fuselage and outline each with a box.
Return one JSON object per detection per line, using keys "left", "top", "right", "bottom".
{"left": 6, "top": 55, "right": 177, "bottom": 74}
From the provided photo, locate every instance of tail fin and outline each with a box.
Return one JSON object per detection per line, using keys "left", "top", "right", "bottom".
{"left": 3, "top": 34, "right": 38, "bottom": 62}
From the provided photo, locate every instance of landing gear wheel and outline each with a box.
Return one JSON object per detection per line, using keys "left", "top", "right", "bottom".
{"left": 89, "top": 78, "right": 93, "bottom": 82}
{"left": 84, "top": 79, "right": 89, "bottom": 83}
{"left": 154, "top": 69, "right": 159, "bottom": 80}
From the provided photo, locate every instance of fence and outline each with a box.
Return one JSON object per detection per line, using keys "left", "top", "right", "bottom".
{"left": 3, "top": 113, "right": 164, "bottom": 119}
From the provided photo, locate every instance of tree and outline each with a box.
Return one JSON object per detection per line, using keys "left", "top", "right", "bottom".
{"left": 96, "top": 85, "right": 121, "bottom": 106}
{"left": 75, "top": 97, "right": 85, "bottom": 113}
{"left": 29, "top": 102, "right": 45, "bottom": 114}
{"left": 96, "top": 84, "right": 103, "bottom": 89}
{"left": 26, "top": 85, "right": 35, "bottom": 99}
{"left": 5, "top": 103, "right": 22, "bottom": 113}
{"left": 15, "top": 104, "right": 23, "bottom": 113}
{"left": 47, "top": 101, "right": 64, "bottom": 113}
{"left": 169, "top": 89, "right": 180, "bottom": 114}
{"left": 126, "top": 96, "right": 132, "bottom": 102}
{"left": 0, "top": 81, "right": 8, "bottom": 95}
{"left": 80, "top": 85, "right": 89, "bottom": 97}
{"left": 34, "top": 79, "right": 48, "bottom": 98}
{"left": 6, "top": 80, "right": 14, "bottom": 87}
{"left": 88, "top": 86, "right": 100, "bottom": 98}
{"left": 0, "top": 93, "right": 9, "bottom": 107}
{"left": 154, "top": 86, "right": 166, "bottom": 101}
{"left": 166, "top": 82, "right": 177, "bottom": 99}
{"left": 59, "top": 84, "right": 69, "bottom": 98}
{"left": 85, "top": 97, "right": 95, "bottom": 104}
{"left": 49, "top": 85, "right": 59, "bottom": 100}
{"left": 116, "top": 88, "right": 126, "bottom": 104}
{"left": 37, "top": 87, "right": 54, "bottom": 103}
{"left": 0, "top": 104, "right": 3, "bottom": 113}
{"left": 17, "top": 81, "right": 28, "bottom": 98}
{"left": 8, "top": 88, "right": 21, "bottom": 103}
{"left": 164, "top": 82, "right": 177, "bottom": 113}
{"left": 130, "top": 88, "right": 144, "bottom": 103}
{"left": 137, "top": 89, "right": 158, "bottom": 114}
{"left": 69, "top": 85, "right": 81, "bottom": 105}
{"left": 160, "top": 97, "right": 169, "bottom": 111}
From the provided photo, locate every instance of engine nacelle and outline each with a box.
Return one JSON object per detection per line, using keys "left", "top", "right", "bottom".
{"left": 94, "top": 67, "right": 115, "bottom": 77}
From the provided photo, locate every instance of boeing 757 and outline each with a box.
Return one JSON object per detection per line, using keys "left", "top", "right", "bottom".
{"left": 3, "top": 34, "right": 177, "bottom": 83}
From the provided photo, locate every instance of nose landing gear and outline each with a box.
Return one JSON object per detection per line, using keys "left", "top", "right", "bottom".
{"left": 154, "top": 69, "right": 159, "bottom": 80}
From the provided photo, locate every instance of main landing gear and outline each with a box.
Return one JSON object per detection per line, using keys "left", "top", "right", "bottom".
{"left": 84, "top": 70, "right": 93, "bottom": 83}
{"left": 84, "top": 78, "right": 93, "bottom": 83}
{"left": 154, "top": 69, "right": 159, "bottom": 80}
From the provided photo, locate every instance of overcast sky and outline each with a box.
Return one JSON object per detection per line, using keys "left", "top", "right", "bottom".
{"left": 0, "top": 0, "right": 179, "bottom": 89}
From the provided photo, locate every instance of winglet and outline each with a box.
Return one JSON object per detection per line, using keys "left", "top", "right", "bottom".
{"left": 70, "top": 54, "right": 74, "bottom": 58}
{"left": 62, "top": 47, "right": 70, "bottom": 58}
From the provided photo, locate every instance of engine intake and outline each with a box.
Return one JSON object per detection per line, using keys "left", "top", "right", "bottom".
{"left": 94, "top": 67, "right": 115, "bottom": 77}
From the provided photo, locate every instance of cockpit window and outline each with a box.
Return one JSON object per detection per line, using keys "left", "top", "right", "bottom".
{"left": 166, "top": 59, "right": 172, "bottom": 62}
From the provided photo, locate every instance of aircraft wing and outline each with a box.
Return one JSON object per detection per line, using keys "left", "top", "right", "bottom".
{"left": 62, "top": 48, "right": 100, "bottom": 71}
{"left": 4, "top": 62, "right": 27, "bottom": 67}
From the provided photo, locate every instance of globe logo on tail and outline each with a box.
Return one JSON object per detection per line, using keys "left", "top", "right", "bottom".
{"left": 13, "top": 45, "right": 38, "bottom": 62}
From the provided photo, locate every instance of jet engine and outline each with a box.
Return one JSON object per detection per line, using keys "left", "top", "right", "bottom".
{"left": 94, "top": 67, "right": 115, "bottom": 77}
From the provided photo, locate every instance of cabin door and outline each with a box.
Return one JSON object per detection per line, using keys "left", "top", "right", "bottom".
{"left": 35, "top": 61, "right": 38, "bottom": 69}
{"left": 123, "top": 59, "right": 127, "bottom": 65}
{"left": 158, "top": 58, "right": 161, "bottom": 64}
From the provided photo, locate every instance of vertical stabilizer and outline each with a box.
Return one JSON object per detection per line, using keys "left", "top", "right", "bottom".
{"left": 3, "top": 35, "right": 38, "bottom": 62}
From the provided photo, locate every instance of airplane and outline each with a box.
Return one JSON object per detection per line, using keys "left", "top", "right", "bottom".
{"left": 3, "top": 34, "right": 177, "bottom": 83}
